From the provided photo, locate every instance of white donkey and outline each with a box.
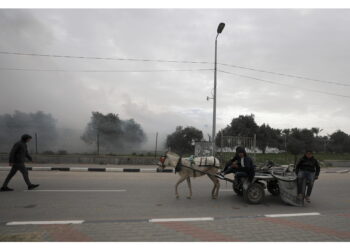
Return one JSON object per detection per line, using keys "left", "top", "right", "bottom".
{"left": 158, "top": 152, "right": 221, "bottom": 199}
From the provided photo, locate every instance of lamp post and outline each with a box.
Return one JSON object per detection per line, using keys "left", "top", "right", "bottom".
{"left": 212, "top": 22, "right": 225, "bottom": 156}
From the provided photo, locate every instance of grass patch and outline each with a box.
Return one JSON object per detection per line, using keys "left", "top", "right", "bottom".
{"left": 217, "top": 152, "right": 350, "bottom": 166}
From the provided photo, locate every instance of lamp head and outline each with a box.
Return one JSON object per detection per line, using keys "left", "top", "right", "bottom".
{"left": 217, "top": 23, "right": 225, "bottom": 34}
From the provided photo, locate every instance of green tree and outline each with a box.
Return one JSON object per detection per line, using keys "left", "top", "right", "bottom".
{"left": 81, "top": 112, "right": 146, "bottom": 153}
{"left": 289, "top": 128, "right": 314, "bottom": 150}
{"left": 166, "top": 126, "right": 203, "bottom": 155}
{"left": 287, "top": 136, "right": 305, "bottom": 165}
{"left": 256, "top": 124, "right": 281, "bottom": 154}
{"left": 329, "top": 130, "right": 350, "bottom": 153}
{"left": 216, "top": 114, "right": 259, "bottom": 145}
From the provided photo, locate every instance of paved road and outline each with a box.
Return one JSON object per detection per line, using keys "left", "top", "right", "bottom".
{"left": 0, "top": 169, "right": 349, "bottom": 241}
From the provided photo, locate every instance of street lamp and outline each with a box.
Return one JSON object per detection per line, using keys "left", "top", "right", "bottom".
{"left": 212, "top": 22, "right": 225, "bottom": 156}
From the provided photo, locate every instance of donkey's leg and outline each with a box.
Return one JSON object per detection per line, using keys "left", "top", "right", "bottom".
{"left": 175, "top": 175, "right": 187, "bottom": 199}
{"left": 208, "top": 175, "right": 220, "bottom": 199}
{"left": 214, "top": 176, "right": 220, "bottom": 198}
{"left": 186, "top": 177, "right": 192, "bottom": 199}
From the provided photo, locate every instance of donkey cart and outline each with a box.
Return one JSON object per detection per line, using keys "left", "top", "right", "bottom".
{"left": 218, "top": 164, "right": 301, "bottom": 206}
{"left": 158, "top": 152, "right": 301, "bottom": 206}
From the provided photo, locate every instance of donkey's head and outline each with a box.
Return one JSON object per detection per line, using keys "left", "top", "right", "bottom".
{"left": 157, "top": 151, "right": 180, "bottom": 171}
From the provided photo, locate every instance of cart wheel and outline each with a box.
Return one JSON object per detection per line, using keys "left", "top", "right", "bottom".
{"left": 233, "top": 184, "right": 243, "bottom": 196}
{"left": 267, "top": 181, "right": 280, "bottom": 196}
{"left": 244, "top": 183, "right": 265, "bottom": 204}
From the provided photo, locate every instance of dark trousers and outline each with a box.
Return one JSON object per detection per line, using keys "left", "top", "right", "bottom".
{"left": 235, "top": 171, "right": 248, "bottom": 183}
{"left": 222, "top": 167, "right": 248, "bottom": 183}
{"left": 297, "top": 170, "right": 315, "bottom": 196}
{"left": 2, "top": 164, "right": 32, "bottom": 187}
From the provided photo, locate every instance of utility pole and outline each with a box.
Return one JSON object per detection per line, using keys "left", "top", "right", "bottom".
{"left": 35, "top": 132, "right": 38, "bottom": 154}
{"left": 284, "top": 134, "right": 287, "bottom": 151}
{"left": 212, "top": 22, "right": 225, "bottom": 156}
{"left": 253, "top": 134, "right": 257, "bottom": 161}
{"left": 97, "top": 129, "right": 100, "bottom": 155}
{"left": 154, "top": 132, "right": 158, "bottom": 159}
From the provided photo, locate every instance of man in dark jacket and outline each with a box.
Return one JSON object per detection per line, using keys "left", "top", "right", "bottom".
{"left": 295, "top": 149, "right": 320, "bottom": 203}
{"left": 217, "top": 146, "right": 255, "bottom": 185}
{"left": 0, "top": 134, "right": 39, "bottom": 191}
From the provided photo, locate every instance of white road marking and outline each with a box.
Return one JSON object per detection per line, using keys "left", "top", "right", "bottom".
{"left": 219, "top": 189, "right": 233, "bottom": 192}
{"left": 24, "top": 189, "right": 126, "bottom": 192}
{"left": 149, "top": 217, "right": 214, "bottom": 223}
{"left": 265, "top": 212, "right": 321, "bottom": 218}
{"left": 7, "top": 220, "right": 84, "bottom": 226}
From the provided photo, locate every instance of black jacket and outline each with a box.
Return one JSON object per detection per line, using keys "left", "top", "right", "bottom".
{"left": 295, "top": 156, "right": 320, "bottom": 177}
{"left": 9, "top": 140, "right": 32, "bottom": 165}
{"left": 225, "top": 155, "right": 255, "bottom": 178}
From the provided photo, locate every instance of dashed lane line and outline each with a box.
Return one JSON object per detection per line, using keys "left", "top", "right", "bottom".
{"left": 6, "top": 220, "right": 84, "bottom": 226}
{"left": 149, "top": 217, "right": 214, "bottom": 223}
{"left": 4, "top": 213, "right": 322, "bottom": 226}
{"left": 265, "top": 212, "right": 321, "bottom": 218}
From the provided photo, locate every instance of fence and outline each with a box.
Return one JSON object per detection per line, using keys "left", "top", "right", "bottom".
{"left": 217, "top": 135, "right": 256, "bottom": 166}
{"left": 194, "top": 135, "right": 256, "bottom": 167}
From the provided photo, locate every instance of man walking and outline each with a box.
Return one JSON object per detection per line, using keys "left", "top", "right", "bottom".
{"left": 295, "top": 149, "right": 320, "bottom": 203}
{"left": 1, "top": 134, "right": 39, "bottom": 191}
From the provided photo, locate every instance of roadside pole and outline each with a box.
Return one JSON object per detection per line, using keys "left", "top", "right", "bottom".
{"left": 154, "top": 132, "right": 158, "bottom": 159}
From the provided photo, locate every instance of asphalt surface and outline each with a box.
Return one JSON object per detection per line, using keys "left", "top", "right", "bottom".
{"left": 0, "top": 168, "right": 349, "bottom": 241}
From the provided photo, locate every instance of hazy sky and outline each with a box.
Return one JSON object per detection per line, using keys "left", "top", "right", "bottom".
{"left": 0, "top": 9, "right": 349, "bottom": 150}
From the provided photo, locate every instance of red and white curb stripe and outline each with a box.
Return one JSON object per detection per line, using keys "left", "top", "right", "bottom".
{"left": 0, "top": 166, "right": 174, "bottom": 173}
{"left": 24, "top": 189, "right": 126, "bottom": 192}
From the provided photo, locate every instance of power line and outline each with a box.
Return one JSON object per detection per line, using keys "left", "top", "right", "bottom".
{"left": 1, "top": 50, "right": 349, "bottom": 87}
{"left": 219, "top": 70, "right": 350, "bottom": 99}
{"left": 0, "top": 67, "right": 213, "bottom": 73}
{"left": 0, "top": 51, "right": 211, "bottom": 65}
{"left": 218, "top": 63, "right": 350, "bottom": 87}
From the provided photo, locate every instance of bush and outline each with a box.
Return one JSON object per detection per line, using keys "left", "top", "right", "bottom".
{"left": 42, "top": 150, "right": 55, "bottom": 155}
{"left": 57, "top": 150, "right": 68, "bottom": 155}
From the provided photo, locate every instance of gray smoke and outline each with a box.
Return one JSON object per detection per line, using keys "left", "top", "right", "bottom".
{"left": 0, "top": 110, "right": 57, "bottom": 153}
{"left": 81, "top": 112, "right": 147, "bottom": 154}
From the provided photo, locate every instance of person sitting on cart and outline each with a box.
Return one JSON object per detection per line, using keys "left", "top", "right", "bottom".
{"left": 295, "top": 149, "right": 320, "bottom": 203}
{"left": 217, "top": 146, "right": 255, "bottom": 186}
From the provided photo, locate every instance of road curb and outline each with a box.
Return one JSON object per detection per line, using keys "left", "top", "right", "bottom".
{"left": 0, "top": 166, "right": 174, "bottom": 173}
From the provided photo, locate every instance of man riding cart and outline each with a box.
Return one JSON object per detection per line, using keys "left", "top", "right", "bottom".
{"left": 216, "top": 146, "right": 304, "bottom": 206}
{"left": 217, "top": 146, "right": 255, "bottom": 188}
